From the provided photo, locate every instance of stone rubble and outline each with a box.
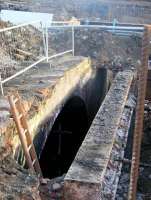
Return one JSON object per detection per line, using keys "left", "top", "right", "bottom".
{"left": 39, "top": 174, "right": 65, "bottom": 200}
{"left": 48, "top": 28, "right": 141, "bottom": 74}
{"left": 116, "top": 100, "right": 151, "bottom": 200}
{"left": 0, "top": 21, "right": 44, "bottom": 79}
{"left": 102, "top": 94, "right": 136, "bottom": 199}
{"left": 0, "top": 146, "right": 41, "bottom": 200}
{"left": 0, "top": 1, "right": 29, "bottom": 11}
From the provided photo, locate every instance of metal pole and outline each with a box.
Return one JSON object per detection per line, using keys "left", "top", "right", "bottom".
{"left": 41, "top": 22, "right": 47, "bottom": 58}
{"left": 46, "top": 26, "right": 49, "bottom": 62}
{"left": 0, "top": 74, "right": 4, "bottom": 96}
{"left": 128, "top": 26, "right": 150, "bottom": 200}
{"left": 72, "top": 26, "right": 75, "bottom": 56}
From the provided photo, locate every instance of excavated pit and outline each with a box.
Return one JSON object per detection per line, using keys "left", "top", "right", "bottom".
{"left": 0, "top": 56, "right": 111, "bottom": 185}
{"left": 39, "top": 96, "right": 89, "bottom": 179}
{"left": 38, "top": 67, "right": 110, "bottom": 179}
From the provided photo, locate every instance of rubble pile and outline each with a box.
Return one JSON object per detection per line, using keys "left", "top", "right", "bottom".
{"left": 0, "top": 25, "right": 43, "bottom": 60}
{"left": 116, "top": 100, "right": 151, "bottom": 200}
{"left": 0, "top": 146, "right": 41, "bottom": 200}
{"left": 75, "top": 29, "right": 140, "bottom": 72}
{"left": 39, "top": 174, "right": 65, "bottom": 200}
{"left": 49, "top": 28, "right": 141, "bottom": 74}
{"left": 139, "top": 100, "right": 151, "bottom": 197}
{"left": 102, "top": 95, "right": 136, "bottom": 199}
{"left": 0, "top": 21, "right": 44, "bottom": 79}
{"left": 0, "top": 50, "right": 17, "bottom": 79}
{"left": 0, "top": 0, "right": 29, "bottom": 11}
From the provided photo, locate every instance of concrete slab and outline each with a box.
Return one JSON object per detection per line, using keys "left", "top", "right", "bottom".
{"left": 63, "top": 70, "right": 134, "bottom": 200}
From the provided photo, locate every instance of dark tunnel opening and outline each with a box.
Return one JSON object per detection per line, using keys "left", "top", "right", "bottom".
{"left": 39, "top": 96, "right": 89, "bottom": 179}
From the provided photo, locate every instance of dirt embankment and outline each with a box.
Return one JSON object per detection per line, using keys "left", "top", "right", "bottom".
{"left": 0, "top": 21, "right": 44, "bottom": 79}
{"left": 18, "top": 0, "right": 151, "bottom": 23}
{"left": 49, "top": 28, "right": 141, "bottom": 74}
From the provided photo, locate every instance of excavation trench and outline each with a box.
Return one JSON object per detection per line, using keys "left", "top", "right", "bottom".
{"left": 34, "top": 67, "right": 110, "bottom": 179}
{"left": 0, "top": 56, "right": 113, "bottom": 199}
{"left": 39, "top": 96, "right": 89, "bottom": 179}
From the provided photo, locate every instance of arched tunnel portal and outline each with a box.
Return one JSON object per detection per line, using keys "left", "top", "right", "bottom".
{"left": 39, "top": 96, "right": 89, "bottom": 179}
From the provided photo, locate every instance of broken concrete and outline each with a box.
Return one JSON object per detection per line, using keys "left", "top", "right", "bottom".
{"left": 63, "top": 70, "right": 134, "bottom": 200}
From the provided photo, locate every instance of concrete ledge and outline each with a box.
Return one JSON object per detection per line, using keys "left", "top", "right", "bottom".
{"left": 0, "top": 56, "right": 92, "bottom": 160}
{"left": 63, "top": 71, "right": 134, "bottom": 200}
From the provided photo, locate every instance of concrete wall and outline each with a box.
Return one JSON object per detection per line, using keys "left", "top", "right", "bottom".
{"left": 63, "top": 70, "right": 134, "bottom": 200}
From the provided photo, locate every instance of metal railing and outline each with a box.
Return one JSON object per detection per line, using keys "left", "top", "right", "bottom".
{"left": 0, "top": 20, "right": 75, "bottom": 95}
{"left": 0, "top": 19, "right": 144, "bottom": 96}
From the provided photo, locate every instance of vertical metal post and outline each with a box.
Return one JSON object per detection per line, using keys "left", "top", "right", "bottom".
{"left": 72, "top": 26, "right": 75, "bottom": 56}
{"left": 46, "top": 26, "right": 49, "bottom": 62}
{"left": 41, "top": 22, "right": 47, "bottom": 59}
{"left": 0, "top": 74, "right": 4, "bottom": 96}
{"left": 128, "top": 26, "right": 150, "bottom": 200}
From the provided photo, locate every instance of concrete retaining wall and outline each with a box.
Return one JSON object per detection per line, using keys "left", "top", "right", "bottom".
{"left": 63, "top": 70, "right": 134, "bottom": 200}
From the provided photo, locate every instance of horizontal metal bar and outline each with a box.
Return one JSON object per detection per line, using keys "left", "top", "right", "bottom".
{"left": 47, "top": 50, "right": 73, "bottom": 60}
{"left": 51, "top": 21, "right": 72, "bottom": 24}
{"left": 2, "top": 57, "right": 47, "bottom": 84}
{"left": 52, "top": 20, "right": 144, "bottom": 27}
{"left": 0, "top": 20, "right": 41, "bottom": 33}
{"left": 81, "top": 21, "right": 144, "bottom": 27}
{"left": 0, "top": 20, "right": 144, "bottom": 33}
{"left": 48, "top": 25, "right": 144, "bottom": 32}
{"left": 108, "top": 30, "right": 143, "bottom": 36}
{"left": 112, "top": 33, "right": 142, "bottom": 37}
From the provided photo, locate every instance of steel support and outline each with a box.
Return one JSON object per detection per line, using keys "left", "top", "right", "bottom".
{"left": 0, "top": 74, "right": 4, "bottom": 96}
{"left": 41, "top": 22, "right": 47, "bottom": 59}
{"left": 128, "top": 26, "right": 150, "bottom": 200}
{"left": 72, "top": 26, "right": 75, "bottom": 56}
{"left": 45, "top": 26, "right": 49, "bottom": 62}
